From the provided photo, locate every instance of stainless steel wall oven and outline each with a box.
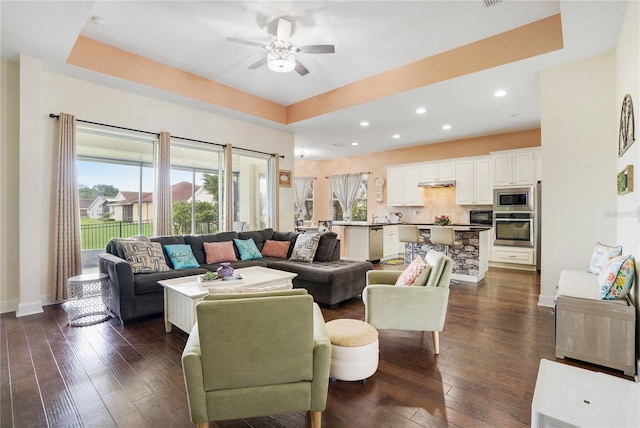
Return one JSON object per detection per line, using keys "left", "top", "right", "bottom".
{"left": 493, "top": 212, "right": 534, "bottom": 247}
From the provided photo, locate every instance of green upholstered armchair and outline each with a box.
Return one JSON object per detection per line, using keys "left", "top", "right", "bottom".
{"left": 362, "top": 250, "right": 453, "bottom": 355}
{"left": 181, "top": 289, "right": 331, "bottom": 428}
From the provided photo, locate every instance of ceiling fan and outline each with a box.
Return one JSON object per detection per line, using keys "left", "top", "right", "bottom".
{"left": 226, "top": 17, "right": 335, "bottom": 76}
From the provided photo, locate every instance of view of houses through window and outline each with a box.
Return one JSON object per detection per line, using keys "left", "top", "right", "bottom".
{"left": 76, "top": 126, "right": 276, "bottom": 271}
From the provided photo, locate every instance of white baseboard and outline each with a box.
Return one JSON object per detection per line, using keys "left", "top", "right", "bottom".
{"left": 0, "top": 299, "right": 18, "bottom": 314}
{"left": 16, "top": 301, "right": 43, "bottom": 317}
{"left": 538, "top": 294, "right": 556, "bottom": 308}
{"left": 451, "top": 273, "right": 485, "bottom": 283}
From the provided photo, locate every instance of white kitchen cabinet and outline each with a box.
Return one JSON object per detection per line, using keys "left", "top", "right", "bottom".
{"left": 419, "top": 161, "right": 455, "bottom": 183}
{"left": 387, "top": 166, "right": 423, "bottom": 206}
{"left": 455, "top": 156, "right": 492, "bottom": 205}
{"left": 383, "top": 225, "right": 401, "bottom": 259}
{"left": 491, "top": 149, "right": 537, "bottom": 186}
{"left": 491, "top": 246, "right": 535, "bottom": 265}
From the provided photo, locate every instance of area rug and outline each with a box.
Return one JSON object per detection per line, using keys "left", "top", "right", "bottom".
{"left": 381, "top": 258, "right": 404, "bottom": 266}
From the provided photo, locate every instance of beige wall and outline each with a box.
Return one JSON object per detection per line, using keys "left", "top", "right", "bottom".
{"left": 615, "top": 0, "right": 640, "bottom": 375}
{"left": 295, "top": 129, "right": 540, "bottom": 223}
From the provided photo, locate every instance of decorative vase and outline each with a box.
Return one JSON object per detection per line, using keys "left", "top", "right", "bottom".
{"left": 217, "top": 262, "right": 234, "bottom": 278}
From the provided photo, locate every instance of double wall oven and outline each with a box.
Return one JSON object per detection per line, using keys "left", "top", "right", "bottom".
{"left": 493, "top": 186, "right": 536, "bottom": 248}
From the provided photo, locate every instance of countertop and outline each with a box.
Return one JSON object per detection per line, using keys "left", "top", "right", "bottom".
{"left": 332, "top": 221, "right": 491, "bottom": 231}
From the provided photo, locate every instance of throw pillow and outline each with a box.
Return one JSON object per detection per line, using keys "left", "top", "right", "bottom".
{"left": 233, "top": 238, "right": 263, "bottom": 261}
{"left": 163, "top": 244, "right": 200, "bottom": 269}
{"left": 598, "top": 255, "right": 635, "bottom": 300}
{"left": 120, "top": 241, "right": 170, "bottom": 274}
{"left": 289, "top": 232, "right": 321, "bottom": 263}
{"left": 261, "top": 240, "right": 291, "bottom": 259}
{"left": 110, "top": 235, "right": 150, "bottom": 259}
{"left": 588, "top": 242, "right": 622, "bottom": 274}
{"left": 204, "top": 241, "right": 238, "bottom": 264}
{"left": 395, "top": 255, "right": 428, "bottom": 286}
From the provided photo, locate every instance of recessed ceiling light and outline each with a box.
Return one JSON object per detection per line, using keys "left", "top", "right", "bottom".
{"left": 360, "top": 121, "right": 369, "bottom": 127}
{"left": 392, "top": 134, "right": 400, "bottom": 139}
{"left": 494, "top": 90, "right": 507, "bottom": 97}
{"left": 91, "top": 16, "right": 106, "bottom": 27}
{"left": 416, "top": 107, "right": 427, "bottom": 114}
{"left": 351, "top": 142, "right": 359, "bottom": 146}
{"left": 442, "top": 124, "right": 451, "bottom": 130}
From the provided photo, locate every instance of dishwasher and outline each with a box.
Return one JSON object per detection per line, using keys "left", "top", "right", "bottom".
{"left": 368, "top": 226, "right": 384, "bottom": 263}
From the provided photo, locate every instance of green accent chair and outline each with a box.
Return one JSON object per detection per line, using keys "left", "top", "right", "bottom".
{"left": 362, "top": 250, "right": 453, "bottom": 355}
{"left": 181, "top": 289, "right": 331, "bottom": 428}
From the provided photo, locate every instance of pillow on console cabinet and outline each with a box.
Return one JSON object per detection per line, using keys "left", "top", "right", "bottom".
{"left": 588, "top": 242, "right": 622, "bottom": 274}
{"left": 598, "top": 255, "right": 635, "bottom": 300}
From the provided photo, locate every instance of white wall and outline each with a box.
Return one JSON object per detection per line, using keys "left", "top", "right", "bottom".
{"left": 615, "top": 0, "right": 640, "bottom": 375}
{"left": 539, "top": 51, "right": 617, "bottom": 306}
{"left": 0, "top": 56, "right": 295, "bottom": 313}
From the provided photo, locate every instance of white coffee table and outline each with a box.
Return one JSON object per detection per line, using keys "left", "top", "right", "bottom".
{"left": 531, "top": 359, "right": 639, "bottom": 427}
{"left": 158, "top": 266, "right": 297, "bottom": 334}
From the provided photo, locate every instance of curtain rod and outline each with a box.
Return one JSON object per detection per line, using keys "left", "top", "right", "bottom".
{"left": 50, "top": 114, "right": 284, "bottom": 159}
{"left": 324, "top": 171, "right": 371, "bottom": 178}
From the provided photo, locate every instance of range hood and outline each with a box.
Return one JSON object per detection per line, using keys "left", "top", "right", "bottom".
{"left": 418, "top": 180, "right": 456, "bottom": 188}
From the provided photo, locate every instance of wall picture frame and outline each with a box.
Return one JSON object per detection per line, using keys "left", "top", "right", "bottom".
{"left": 278, "top": 170, "right": 292, "bottom": 187}
{"left": 618, "top": 94, "right": 635, "bottom": 157}
{"left": 617, "top": 165, "right": 633, "bottom": 195}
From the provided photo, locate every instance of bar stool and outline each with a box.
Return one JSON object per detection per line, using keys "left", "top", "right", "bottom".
{"left": 430, "top": 226, "right": 461, "bottom": 284}
{"left": 398, "top": 225, "right": 424, "bottom": 264}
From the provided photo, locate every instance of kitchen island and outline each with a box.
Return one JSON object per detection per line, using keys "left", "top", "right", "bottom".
{"left": 406, "top": 225, "right": 491, "bottom": 283}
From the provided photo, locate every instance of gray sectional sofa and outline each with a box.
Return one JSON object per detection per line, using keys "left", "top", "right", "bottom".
{"left": 98, "top": 228, "right": 373, "bottom": 325}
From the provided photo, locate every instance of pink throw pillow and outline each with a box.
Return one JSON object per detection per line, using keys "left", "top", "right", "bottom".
{"left": 204, "top": 241, "right": 238, "bottom": 264}
{"left": 261, "top": 240, "right": 291, "bottom": 259}
{"left": 395, "top": 255, "right": 427, "bottom": 286}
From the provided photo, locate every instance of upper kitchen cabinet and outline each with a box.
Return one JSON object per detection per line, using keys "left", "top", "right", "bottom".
{"left": 456, "top": 156, "right": 492, "bottom": 205}
{"left": 491, "top": 148, "right": 539, "bottom": 186}
{"left": 387, "top": 165, "right": 423, "bottom": 206}
{"left": 419, "top": 161, "right": 455, "bottom": 184}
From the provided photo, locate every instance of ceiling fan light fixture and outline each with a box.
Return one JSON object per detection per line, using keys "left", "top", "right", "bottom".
{"left": 267, "top": 42, "right": 296, "bottom": 73}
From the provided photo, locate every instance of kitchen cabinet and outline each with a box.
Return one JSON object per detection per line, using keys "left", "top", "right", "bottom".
{"left": 491, "top": 149, "right": 537, "bottom": 186}
{"left": 419, "top": 161, "right": 455, "bottom": 183}
{"left": 455, "top": 156, "right": 492, "bottom": 205}
{"left": 387, "top": 166, "right": 423, "bottom": 206}
{"left": 343, "top": 225, "right": 384, "bottom": 262}
{"left": 383, "top": 225, "right": 401, "bottom": 259}
{"left": 491, "top": 246, "right": 535, "bottom": 266}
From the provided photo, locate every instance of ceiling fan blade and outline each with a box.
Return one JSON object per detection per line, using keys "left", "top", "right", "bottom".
{"left": 276, "top": 18, "right": 292, "bottom": 40}
{"left": 295, "top": 61, "right": 309, "bottom": 76}
{"left": 296, "top": 45, "right": 335, "bottom": 54}
{"left": 226, "top": 37, "right": 266, "bottom": 49}
{"left": 247, "top": 57, "right": 268, "bottom": 69}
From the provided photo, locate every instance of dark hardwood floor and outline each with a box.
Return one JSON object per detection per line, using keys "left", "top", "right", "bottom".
{"left": 1, "top": 266, "right": 630, "bottom": 428}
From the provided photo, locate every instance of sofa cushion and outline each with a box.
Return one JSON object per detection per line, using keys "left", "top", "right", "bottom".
{"left": 185, "top": 231, "right": 239, "bottom": 265}
{"left": 598, "top": 255, "right": 635, "bottom": 300}
{"left": 588, "top": 242, "right": 622, "bottom": 274}
{"left": 557, "top": 269, "right": 600, "bottom": 300}
{"left": 314, "top": 232, "right": 338, "bottom": 262}
{"left": 289, "top": 233, "right": 320, "bottom": 263}
{"left": 261, "top": 240, "right": 291, "bottom": 259}
{"left": 134, "top": 267, "right": 207, "bottom": 295}
{"left": 151, "top": 236, "right": 186, "bottom": 268}
{"left": 163, "top": 244, "right": 200, "bottom": 269}
{"left": 238, "top": 228, "right": 275, "bottom": 251}
{"left": 272, "top": 231, "right": 301, "bottom": 258}
{"left": 120, "top": 241, "right": 171, "bottom": 274}
{"left": 204, "top": 241, "right": 238, "bottom": 264}
{"left": 234, "top": 238, "right": 263, "bottom": 260}
{"left": 107, "top": 235, "right": 151, "bottom": 258}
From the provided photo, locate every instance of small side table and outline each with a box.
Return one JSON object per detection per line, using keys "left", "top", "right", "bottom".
{"left": 66, "top": 273, "right": 111, "bottom": 326}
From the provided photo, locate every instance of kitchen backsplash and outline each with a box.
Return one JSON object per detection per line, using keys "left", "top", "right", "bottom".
{"left": 375, "top": 187, "right": 492, "bottom": 224}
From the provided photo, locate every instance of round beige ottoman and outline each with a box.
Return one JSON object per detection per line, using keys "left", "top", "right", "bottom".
{"left": 326, "top": 319, "right": 379, "bottom": 383}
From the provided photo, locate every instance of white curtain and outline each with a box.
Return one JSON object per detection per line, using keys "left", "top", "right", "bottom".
{"left": 154, "top": 131, "right": 172, "bottom": 236}
{"left": 330, "top": 173, "right": 363, "bottom": 221}
{"left": 293, "top": 177, "right": 313, "bottom": 219}
{"left": 53, "top": 113, "right": 82, "bottom": 301}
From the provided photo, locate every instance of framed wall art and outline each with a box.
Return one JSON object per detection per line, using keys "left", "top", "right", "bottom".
{"left": 278, "top": 170, "right": 292, "bottom": 187}
{"left": 617, "top": 165, "right": 633, "bottom": 195}
{"left": 618, "top": 94, "right": 635, "bottom": 157}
